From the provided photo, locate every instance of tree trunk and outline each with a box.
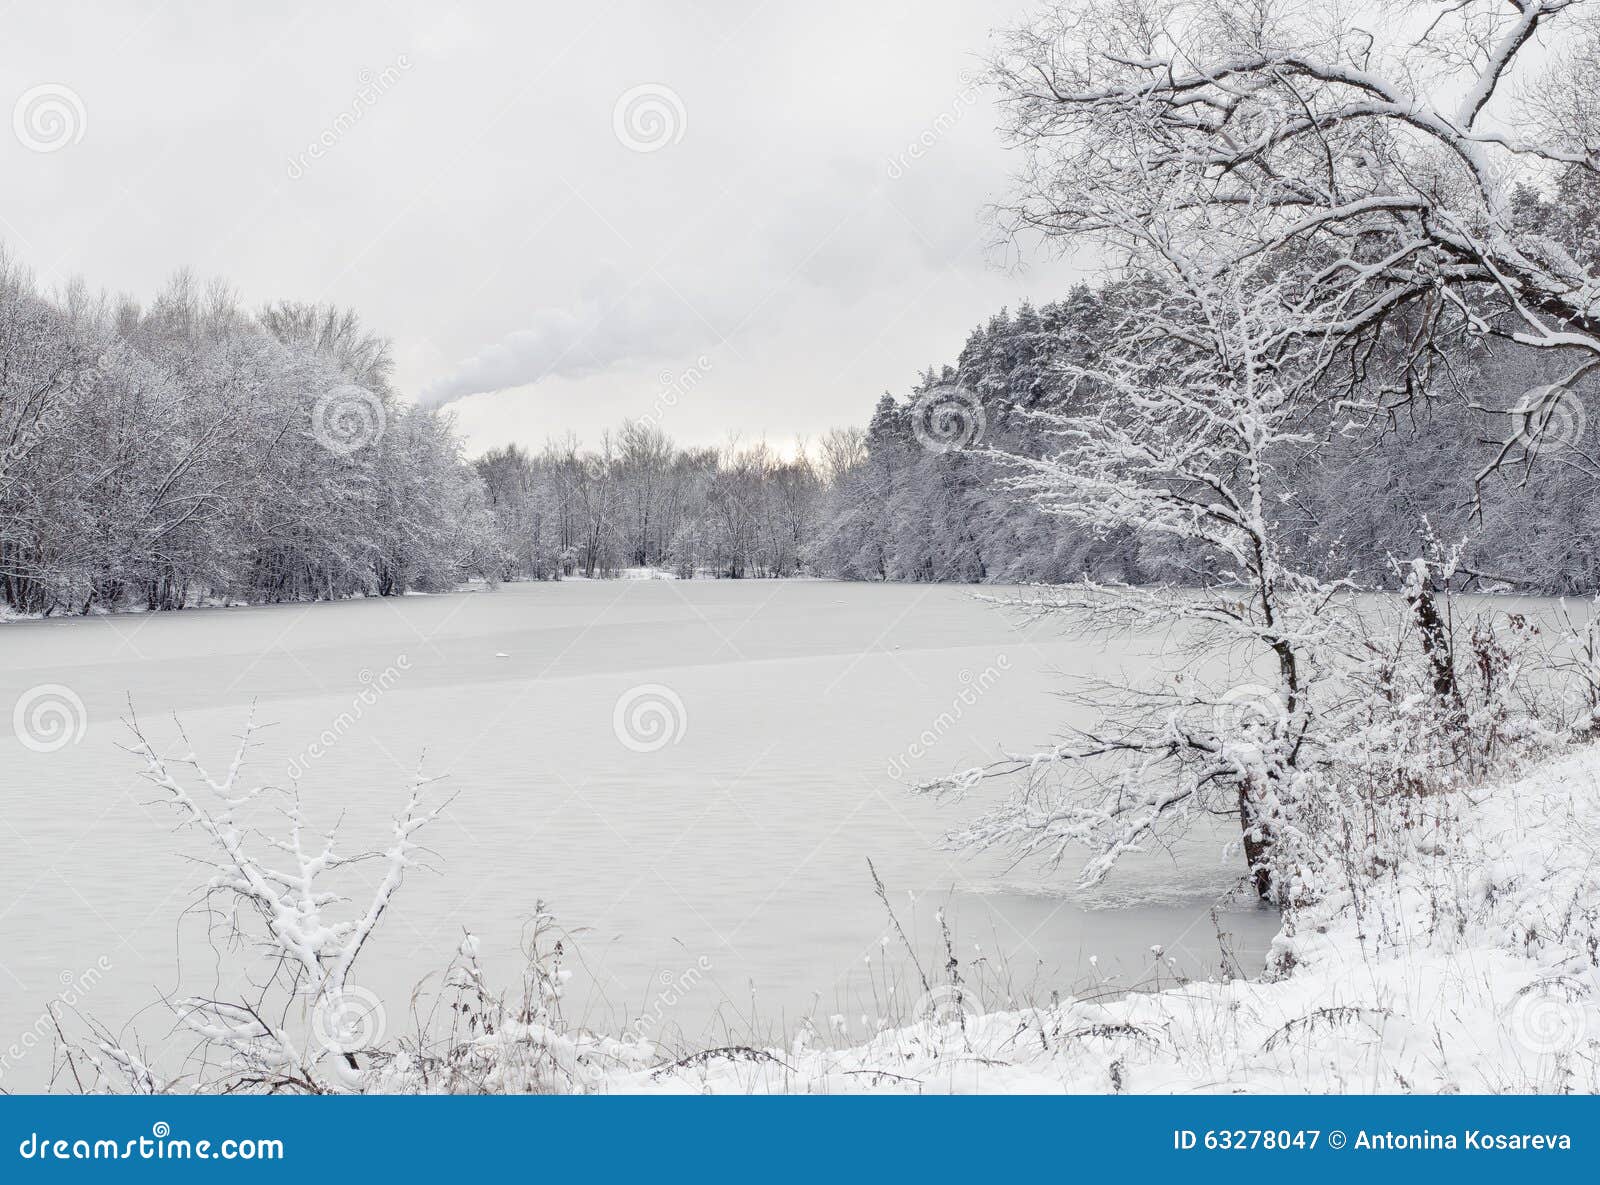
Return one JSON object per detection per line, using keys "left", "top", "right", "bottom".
{"left": 1406, "top": 571, "right": 1460, "bottom": 709}
{"left": 1238, "top": 778, "right": 1276, "bottom": 903}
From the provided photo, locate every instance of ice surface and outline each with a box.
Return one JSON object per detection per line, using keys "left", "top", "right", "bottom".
{"left": 0, "top": 581, "right": 1277, "bottom": 1087}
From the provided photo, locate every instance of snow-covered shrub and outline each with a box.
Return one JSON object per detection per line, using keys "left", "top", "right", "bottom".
{"left": 1552, "top": 595, "right": 1600, "bottom": 741}
{"left": 67, "top": 708, "right": 653, "bottom": 1095}
{"left": 71, "top": 707, "right": 454, "bottom": 1093}
{"left": 361, "top": 912, "right": 652, "bottom": 1094}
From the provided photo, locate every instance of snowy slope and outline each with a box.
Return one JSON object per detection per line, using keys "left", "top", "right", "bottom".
{"left": 607, "top": 745, "right": 1600, "bottom": 1094}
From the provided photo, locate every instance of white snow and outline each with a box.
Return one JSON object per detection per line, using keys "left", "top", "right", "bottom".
{"left": 603, "top": 743, "right": 1600, "bottom": 1093}
{"left": 0, "top": 581, "right": 1275, "bottom": 1091}
{"left": 13, "top": 582, "right": 1597, "bottom": 1094}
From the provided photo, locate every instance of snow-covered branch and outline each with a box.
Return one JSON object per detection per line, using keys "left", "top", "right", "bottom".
{"left": 118, "top": 705, "right": 450, "bottom": 1093}
{"left": 992, "top": 0, "right": 1600, "bottom": 448}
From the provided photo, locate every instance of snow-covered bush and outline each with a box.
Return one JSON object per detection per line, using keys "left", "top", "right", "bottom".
{"left": 360, "top": 911, "right": 652, "bottom": 1094}
{"left": 69, "top": 707, "right": 452, "bottom": 1093}
{"left": 65, "top": 708, "right": 653, "bottom": 1095}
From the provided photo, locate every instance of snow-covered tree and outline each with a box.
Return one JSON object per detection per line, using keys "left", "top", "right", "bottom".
{"left": 0, "top": 257, "right": 499, "bottom": 614}
{"left": 921, "top": 233, "right": 1364, "bottom": 901}
{"left": 991, "top": 0, "right": 1600, "bottom": 452}
{"left": 90, "top": 708, "right": 450, "bottom": 1093}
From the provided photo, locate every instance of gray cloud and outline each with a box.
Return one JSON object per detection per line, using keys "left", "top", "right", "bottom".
{"left": 419, "top": 282, "right": 704, "bottom": 407}
{"left": 1, "top": 0, "right": 1080, "bottom": 449}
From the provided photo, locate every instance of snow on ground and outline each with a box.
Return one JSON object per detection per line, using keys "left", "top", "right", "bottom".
{"left": 603, "top": 744, "right": 1600, "bottom": 1093}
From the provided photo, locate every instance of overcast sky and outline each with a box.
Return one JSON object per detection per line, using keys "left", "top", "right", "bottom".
{"left": 2, "top": 1, "right": 1082, "bottom": 455}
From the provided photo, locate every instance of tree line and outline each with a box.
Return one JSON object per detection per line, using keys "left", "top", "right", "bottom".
{"left": 474, "top": 426, "right": 833, "bottom": 581}
{"left": 819, "top": 269, "right": 1600, "bottom": 594}
{"left": 0, "top": 252, "right": 498, "bottom": 616}
{"left": 479, "top": 266, "right": 1597, "bottom": 595}
{"left": 5, "top": 177, "right": 1594, "bottom": 615}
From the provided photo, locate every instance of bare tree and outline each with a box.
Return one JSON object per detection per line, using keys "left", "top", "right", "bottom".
{"left": 921, "top": 251, "right": 1359, "bottom": 902}
{"left": 96, "top": 708, "right": 449, "bottom": 1093}
{"left": 991, "top": 0, "right": 1600, "bottom": 462}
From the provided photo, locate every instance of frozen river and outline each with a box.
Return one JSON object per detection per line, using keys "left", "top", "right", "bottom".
{"left": 1, "top": 580, "right": 1278, "bottom": 1088}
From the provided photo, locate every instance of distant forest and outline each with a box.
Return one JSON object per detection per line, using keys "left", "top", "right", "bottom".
{"left": 0, "top": 252, "right": 495, "bottom": 616}
{"left": 480, "top": 183, "right": 1600, "bottom": 593}
{"left": 2, "top": 177, "right": 1597, "bottom": 618}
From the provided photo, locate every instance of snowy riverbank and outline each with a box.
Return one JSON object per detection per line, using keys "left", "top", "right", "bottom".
{"left": 598, "top": 744, "right": 1600, "bottom": 1093}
